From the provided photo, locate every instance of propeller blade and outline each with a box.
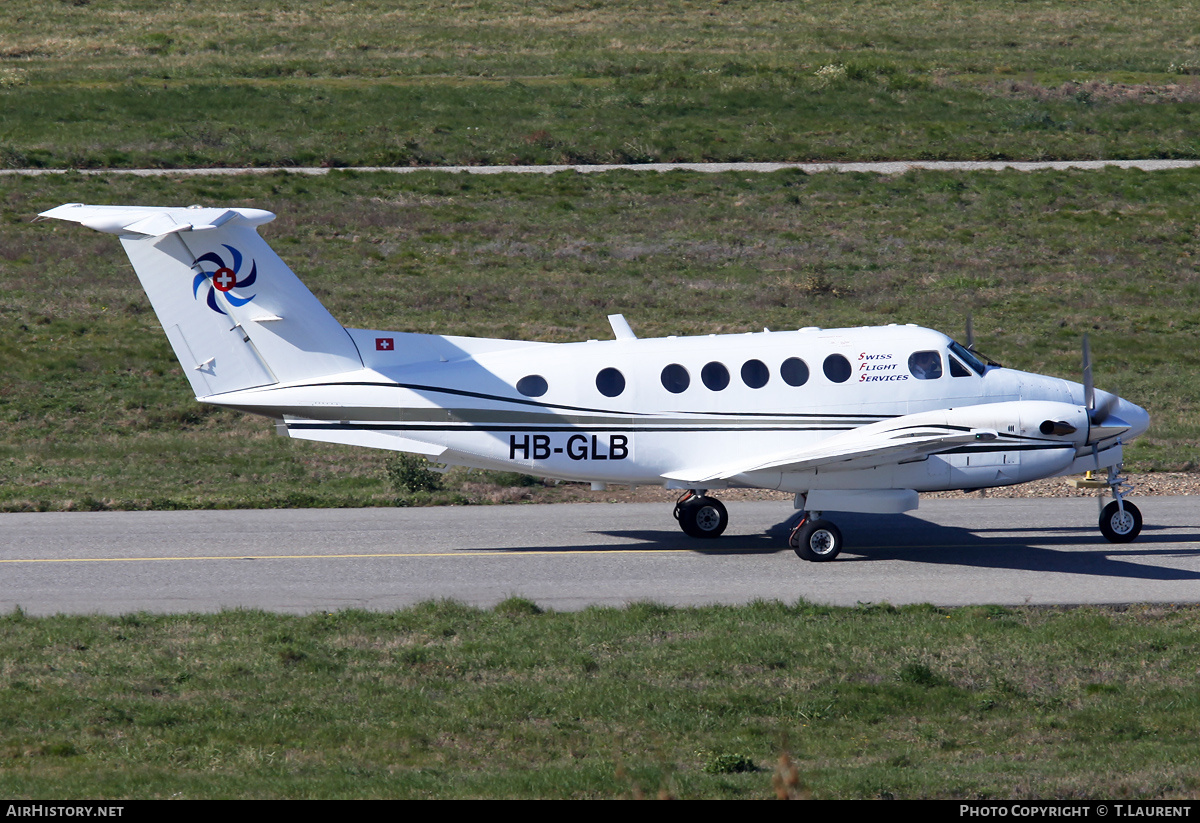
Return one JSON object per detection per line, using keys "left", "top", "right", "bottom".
{"left": 965, "top": 313, "right": 975, "bottom": 351}
{"left": 1082, "top": 333, "right": 1094, "bottom": 413}
{"left": 1082, "top": 334, "right": 1123, "bottom": 441}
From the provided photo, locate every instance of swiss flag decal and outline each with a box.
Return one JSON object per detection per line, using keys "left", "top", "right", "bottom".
{"left": 376, "top": 337, "right": 394, "bottom": 351}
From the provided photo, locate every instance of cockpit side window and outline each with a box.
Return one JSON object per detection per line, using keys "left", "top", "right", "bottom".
{"left": 908, "top": 351, "right": 943, "bottom": 380}
{"left": 947, "top": 341, "right": 985, "bottom": 376}
{"left": 949, "top": 356, "right": 971, "bottom": 378}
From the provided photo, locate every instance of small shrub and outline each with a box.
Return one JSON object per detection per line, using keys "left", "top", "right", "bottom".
{"left": 494, "top": 597, "right": 544, "bottom": 617}
{"left": 701, "top": 752, "right": 758, "bottom": 774}
{"left": 898, "top": 662, "right": 948, "bottom": 687}
{"left": 813, "top": 63, "right": 847, "bottom": 87}
{"left": 385, "top": 454, "right": 443, "bottom": 494}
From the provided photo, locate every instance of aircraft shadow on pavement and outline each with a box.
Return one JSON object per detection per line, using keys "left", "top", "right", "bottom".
{"left": 796, "top": 513, "right": 1200, "bottom": 581}
{"left": 576, "top": 511, "right": 1200, "bottom": 581}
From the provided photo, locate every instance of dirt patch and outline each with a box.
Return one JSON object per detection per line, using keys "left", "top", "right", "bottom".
{"left": 982, "top": 79, "right": 1200, "bottom": 105}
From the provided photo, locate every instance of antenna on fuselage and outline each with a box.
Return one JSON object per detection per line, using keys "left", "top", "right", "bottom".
{"left": 608, "top": 314, "right": 637, "bottom": 340}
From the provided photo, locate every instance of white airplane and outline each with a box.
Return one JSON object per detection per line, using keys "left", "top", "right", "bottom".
{"left": 40, "top": 203, "right": 1152, "bottom": 561}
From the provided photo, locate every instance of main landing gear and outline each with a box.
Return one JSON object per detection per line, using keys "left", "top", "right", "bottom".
{"left": 672, "top": 491, "right": 843, "bottom": 561}
{"left": 673, "top": 490, "right": 728, "bottom": 538}
{"left": 788, "top": 514, "right": 843, "bottom": 562}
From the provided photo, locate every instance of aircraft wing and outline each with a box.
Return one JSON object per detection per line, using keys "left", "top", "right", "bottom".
{"left": 662, "top": 411, "right": 1003, "bottom": 485}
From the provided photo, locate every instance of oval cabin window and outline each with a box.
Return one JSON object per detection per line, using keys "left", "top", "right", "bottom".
{"left": 741, "top": 359, "right": 769, "bottom": 389}
{"left": 661, "top": 364, "right": 690, "bottom": 394}
{"left": 516, "top": 375, "right": 548, "bottom": 397}
{"left": 823, "top": 354, "right": 851, "bottom": 384}
{"left": 781, "top": 357, "right": 809, "bottom": 387}
{"left": 596, "top": 367, "right": 626, "bottom": 397}
{"left": 701, "top": 362, "right": 730, "bottom": 391}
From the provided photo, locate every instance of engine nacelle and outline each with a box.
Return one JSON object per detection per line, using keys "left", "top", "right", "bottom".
{"left": 935, "top": 401, "right": 1090, "bottom": 448}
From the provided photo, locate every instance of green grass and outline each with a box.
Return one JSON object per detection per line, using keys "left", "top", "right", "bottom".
{"left": 1, "top": 601, "right": 1198, "bottom": 799}
{"left": 3, "top": 0, "right": 1200, "bottom": 166}
{"left": 3, "top": 1, "right": 1200, "bottom": 509}
{"left": 4, "top": 167, "right": 1200, "bottom": 509}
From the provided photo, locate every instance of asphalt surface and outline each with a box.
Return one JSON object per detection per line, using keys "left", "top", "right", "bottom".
{"left": 2, "top": 497, "right": 1198, "bottom": 615}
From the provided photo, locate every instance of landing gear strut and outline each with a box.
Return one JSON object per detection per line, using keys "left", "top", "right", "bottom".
{"left": 1098, "top": 466, "right": 1142, "bottom": 543}
{"left": 673, "top": 490, "right": 728, "bottom": 538}
{"left": 789, "top": 513, "right": 843, "bottom": 562}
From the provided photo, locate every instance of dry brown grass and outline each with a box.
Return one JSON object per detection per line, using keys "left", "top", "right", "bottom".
{"left": 985, "top": 79, "right": 1200, "bottom": 105}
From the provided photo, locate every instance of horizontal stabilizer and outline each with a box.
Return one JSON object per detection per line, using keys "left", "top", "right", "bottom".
{"left": 281, "top": 420, "right": 448, "bottom": 457}
{"left": 40, "top": 203, "right": 273, "bottom": 236}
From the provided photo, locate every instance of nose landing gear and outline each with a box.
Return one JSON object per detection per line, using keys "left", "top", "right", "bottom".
{"left": 1098, "top": 467, "right": 1142, "bottom": 543}
{"left": 1076, "top": 465, "right": 1143, "bottom": 543}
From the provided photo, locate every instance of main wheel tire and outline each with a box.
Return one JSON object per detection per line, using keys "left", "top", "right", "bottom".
{"left": 677, "top": 496, "right": 728, "bottom": 538}
{"left": 790, "top": 519, "right": 843, "bottom": 561}
{"left": 1099, "top": 500, "right": 1142, "bottom": 543}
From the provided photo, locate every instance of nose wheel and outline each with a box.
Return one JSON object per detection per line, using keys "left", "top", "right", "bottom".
{"left": 674, "top": 491, "right": 728, "bottom": 538}
{"left": 1099, "top": 500, "right": 1142, "bottom": 543}
{"left": 1097, "top": 466, "right": 1143, "bottom": 544}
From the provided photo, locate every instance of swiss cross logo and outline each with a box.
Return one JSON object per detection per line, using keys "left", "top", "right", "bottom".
{"left": 213, "top": 267, "right": 237, "bottom": 292}
{"left": 376, "top": 338, "right": 394, "bottom": 351}
{"left": 193, "top": 245, "right": 257, "bottom": 315}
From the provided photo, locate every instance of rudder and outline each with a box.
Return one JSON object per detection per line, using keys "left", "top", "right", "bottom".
{"left": 41, "top": 204, "right": 363, "bottom": 397}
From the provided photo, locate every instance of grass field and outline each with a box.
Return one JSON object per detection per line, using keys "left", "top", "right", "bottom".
{"left": 2, "top": 600, "right": 1199, "bottom": 799}
{"left": 4, "top": 0, "right": 1200, "bottom": 511}
{"left": 3, "top": 1, "right": 1200, "bottom": 167}
{"left": 4, "top": 167, "right": 1200, "bottom": 510}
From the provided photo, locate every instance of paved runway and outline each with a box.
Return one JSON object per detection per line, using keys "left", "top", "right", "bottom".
{"left": 2, "top": 497, "right": 1198, "bottom": 615}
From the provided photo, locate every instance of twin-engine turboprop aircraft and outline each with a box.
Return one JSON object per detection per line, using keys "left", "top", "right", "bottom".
{"left": 40, "top": 203, "right": 1151, "bottom": 560}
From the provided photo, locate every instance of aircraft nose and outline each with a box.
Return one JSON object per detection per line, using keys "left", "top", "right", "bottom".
{"left": 1089, "top": 395, "right": 1152, "bottom": 448}
{"left": 1117, "top": 397, "right": 1151, "bottom": 440}
{"left": 1085, "top": 389, "right": 1150, "bottom": 444}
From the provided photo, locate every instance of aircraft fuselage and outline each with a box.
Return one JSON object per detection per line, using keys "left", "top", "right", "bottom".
{"left": 210, "top": 323, "right": 1147, "bottom": 496}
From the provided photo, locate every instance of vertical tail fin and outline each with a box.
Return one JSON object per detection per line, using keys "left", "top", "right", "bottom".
{"left": 40, "top": 204, "right": 363, "bottom": 397}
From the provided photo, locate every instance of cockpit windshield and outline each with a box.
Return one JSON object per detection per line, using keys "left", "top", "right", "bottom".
{"left": 948, "top": 340, "right": 988, "bottom": 376}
